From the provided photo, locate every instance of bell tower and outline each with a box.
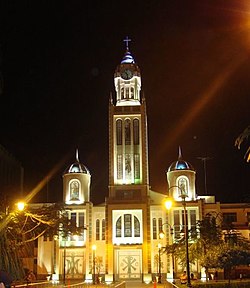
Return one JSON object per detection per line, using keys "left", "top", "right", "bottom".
{"left": 106, "top": 38, "right": 150, "bottom": 282}
{"left": 108, "top": 38, "right": 149, "bottom": 201}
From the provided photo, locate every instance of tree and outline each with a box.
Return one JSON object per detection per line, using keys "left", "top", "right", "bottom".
{"left": 0, "top": 203, "right": 67, "bottom": 281}
{"left": 189, "top": 214, "right": 224, "bottom": 281}
{"left": 235, "top": 125, "right": 250, "bottom": 162}
{"left": 218, "top": 248, "right": 250, "bottom": 284}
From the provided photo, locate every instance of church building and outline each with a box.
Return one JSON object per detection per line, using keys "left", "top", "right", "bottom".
{"left": 33, "top": 41, "right": 250, "bottom": 284}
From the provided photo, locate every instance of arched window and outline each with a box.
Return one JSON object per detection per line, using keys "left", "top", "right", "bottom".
{"left": 116, "top": 216, "right": 122, "bottom": 237}
{"left": 133, "top": 119, "right": 139, "bottom": 145}
{"left": 177, "top": 177, "right": 188, "bottom": 196}
{"left": 153, "top": 218, "right": 157, "bottom": 239}
{"left": 102, "top": 219, "right": 105, "bottom": 240}
{"left": 124, "top": 214, "right": 132, "bottom": 237}
{"left": 131, "top": 87, "right": 134, "bottom": 99}
{"left": 70, "top": 180, "right": 80, "bottom": 200}
{"left": 125, "top": 119, "right": 131, "bottom": 145}
{"left": 125, "top": 88, "right": 129, "bottom": 98}
{"left": 96, "top": 219, "right": 100, "bottom": 240}
{"left": 158, "top": 217, "right": 162, "bottom": 237}
{"left": 134, "top": 216, "right": 140, "bottom": 237}
{"left": 116, "top": 120, "right": 122, "bottom": 145}
{"left": 121, "top": 87, "right": 124, "bottom": 99}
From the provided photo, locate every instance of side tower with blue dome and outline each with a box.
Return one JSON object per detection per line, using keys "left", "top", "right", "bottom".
{"left": 166, "top": 147, "right": 196, "bottom": 201}
{"left": 63, "top": 149, "right": 91, "bottom": 204}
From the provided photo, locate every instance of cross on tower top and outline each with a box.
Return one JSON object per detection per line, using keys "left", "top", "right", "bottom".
{"left": 123, "top": 36, "right": 131, "bottom": 50}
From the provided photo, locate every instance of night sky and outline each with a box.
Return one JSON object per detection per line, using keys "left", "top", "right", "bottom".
{"left": 0, "top": 1, "right": 249, "bottom": 204}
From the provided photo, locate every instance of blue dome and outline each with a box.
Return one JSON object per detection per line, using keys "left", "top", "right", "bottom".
{"left": 168, "top": 160, "right": 194, "bottom": 172}
{"left": 121, "top": 50, "right": 135, "bottom": 64}
{"left": 168, "top": 147, "right": 194, "bottom": 172}
{"left": 64, "top": 162, "right": 90, "bottom": 174}
{"left": 63, "top": 149, "right": 90, "bottom": 175}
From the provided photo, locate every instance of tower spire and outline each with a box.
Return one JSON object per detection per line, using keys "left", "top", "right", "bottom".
{"left": 178, "top": 146, "right": 183, "bottom": 160}
{"left": 76, "top": 148, "right": 79, "bottom": 162}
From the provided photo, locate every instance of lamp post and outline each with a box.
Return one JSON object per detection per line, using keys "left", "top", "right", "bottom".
{"left": 92, "top": 244, "right": 97, "bottom": 284}
{"left": 63, "top": 240, "right": 66, "bottom": 284}
{"left": 180, "top": 193, "right": 192, "bottom": 287}
{"left": 157, "top": 243, "right": 162, "bottom": 283}
{"left": 168, "top": 186, "right": 192, "bottom": 287}
{"left": 159, "top": 222, "right": 175, "bottom": 282}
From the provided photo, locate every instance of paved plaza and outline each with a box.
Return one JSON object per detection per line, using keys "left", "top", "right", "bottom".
{"left": 125, "top": 281, "right": 174, "bottom": 288}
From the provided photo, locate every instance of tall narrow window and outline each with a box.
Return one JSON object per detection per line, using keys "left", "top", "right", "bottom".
{"left": 134, "top": 154, "right": 140, "bottom": 179}
{"left": 173, "top": 210, "right": 180, "bottom": 239}
{"left": 158, "top": 218, "right": 162, "bottom": 237}
{"left": 125, "top": 154, "right": 131, "bottom": 176}
{"left": 70, "top": 212, "right": 77, "bottom": 241}
{"left": 116, "top": 120, "right": 122, "bottom": 145}
{"left": 96, "top": 219, "right": 100, "bottom": 240}
{"left": 131, "top": 87, "right": 134, "bottom": 99}
{"left": 133, "top": 119, "right": 139, "bottom": 145}
{"left": 153, "top": 218, "right": 157, "bottom": 239}
{"left": 190, "top": 210, "right": 196, "bottom": 229}
{"left": 124, "top": 214, "right": 132, "bottom": 237}
{"left": 125, "top": 88, "right": 129, "bottom": 98}
{"left": 117, "top": 154, "right": 123, "bottom": 179}
{"left": 121, "top": 87, "right": 124, "bottom": 99}
{"left": 116, "top": 217, "right": 122, "bottom": 237}
{"left": 102, "top": 219, "right": 105, "bottom": 240}
{"left": 134, "top": 216, "right": 140, "bottom": 237}
{"left": 125, "top": 119, "right": 131, "bottom": 145}
{"left": 79, "top": 212, "right": 84, "bottom": 241}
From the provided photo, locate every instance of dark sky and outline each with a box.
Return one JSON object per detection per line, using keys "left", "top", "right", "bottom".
{"left": 0, "top": 1, "right": 249, "bottom": 204}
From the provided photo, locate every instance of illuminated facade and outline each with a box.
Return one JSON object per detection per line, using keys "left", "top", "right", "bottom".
{"left": 34, "top": 43, "right": 250, "bottom": 283}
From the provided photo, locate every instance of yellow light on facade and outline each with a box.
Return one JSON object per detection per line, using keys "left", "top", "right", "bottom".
{"left": 159, "top": 231, "right": 165, "bottom": 239}
{"left": 92, "top": 244, "right": 97, "bottom": 251}
{"left": 164, "top": 198, "right": 172, "bottom": 210}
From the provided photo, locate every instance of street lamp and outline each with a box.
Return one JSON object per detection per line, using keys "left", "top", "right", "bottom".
{"left": 168, "top": 185, "right": 192, "bottom": 287}
{"left": 157, "top": 243, "right": 162, "bottom": 283}
{"left": 63, "top": 239, "right": 66, "bottom": 284}
{"left": 180, "top": 192, "right": 192, "bottom": 288}
{"left": 92, "top": 244, "right": 97, "bottom": 284}
{"left": 159, "top": 223, "right": 175, "bottom": 282}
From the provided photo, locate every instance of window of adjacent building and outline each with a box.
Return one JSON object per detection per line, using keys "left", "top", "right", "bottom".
{"left": 116, "top": 120, "right": 122, "bottom": 145}
{"left": 247, "top": 212, "right": 250, "bottom": 223}
{"left": 121, "top": 87, "right": 124, "bottom": 99}
{"left": 96, "top": 219, "right": 100, "bottom": 240}
{"left": 133, "top": 119, "right": 139, "bottom": 145}
{"left": 125, "top": 119, "right": 131, "bottom": 145}
{"left": 223, "top": 213, "right": 237, "bottom": 224}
